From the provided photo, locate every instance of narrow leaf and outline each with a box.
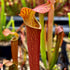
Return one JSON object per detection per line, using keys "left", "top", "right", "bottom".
{"left": 21, "top": 0, "right": 27, "bottom": 7}
{"left": 68, "top": 13, "right": 70, "bottom": 39}
{"left": 40, "top": 29, "right": 47, "bottom": 68}
{"left": 0, "top": 0, "right": 5, "bottom": 40}
{"left": 33, "top": 0, "right": 36, "bottom": 7}
{"left": 49, "top": 26, "right": 64, "bottom": 69}
{"left": 12, "top": 19, "right": 15, "bottom": 32}
{"left": 39, "top": 14, "right": 47, "bottom": 68}
{"left": 6, "top": 17, "right": 13, "bottom": 28}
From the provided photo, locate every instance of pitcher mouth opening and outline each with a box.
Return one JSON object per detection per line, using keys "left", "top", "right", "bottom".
{"left": 25, "top": 18, "right": 41, "bottom": 30}
{"left": 11, "top": 36, "right": 18, "bottom": 41}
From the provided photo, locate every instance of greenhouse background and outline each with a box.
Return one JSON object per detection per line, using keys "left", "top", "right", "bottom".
{"left": 0, "top": 0, "right": 70, "bottom": 70}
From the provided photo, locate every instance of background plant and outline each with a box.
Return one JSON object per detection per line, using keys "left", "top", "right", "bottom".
{"left": 0, "top": 0, "right": 15, "bottom": 41}
{"left": 5, "top": 0, "right": 21, "bottom": 16}
{"left": 68, "top": 13, "right": 70, "bottom": 39}
{"left": 21, "top": 0, "right": 27, "bottom": 7}
{"left": 0, "top": 0, "right": 69, "bottom": 16}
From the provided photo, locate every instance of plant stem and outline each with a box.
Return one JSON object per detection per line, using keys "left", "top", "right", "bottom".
{"left": 0, "top": 0, "right": 5, "bottom": 40}
{"left": 38, "top": 0, "right": 47, "bottom": 68}
{"left": 39, "top": 14, "right": 44, "bottom": 28}
{"left": 3, "top": 13, "right": 6, "bottom": 27}
{"left": 1, "top": 0, "right": 6, "bottom": 28}
{"left": 6, "top": 17, "right": 15, "bottom": 32}
{"left": 50, "top": 32, "right": 64, "bottom": 69}
{"left": 68, "top": 13, "right": 70, "bottom": 39}
{"left": 0, "top": 6, "right": 1, "bottom": 34}
{"left": 29, "top": 0, "right": 31, "bottom": 7}
{"left": 6, "top": 18, "right": 12, "bottom": 28}
{"left": 1, "top": 0, "right": 4, "bottom": 25}
{"left": 21, "top": 0, "right": 27, "bottom": 7}
{"left": 44, "top": 23, "right": 47, "bottom": 50}
{"left": 39, "top": 14, "right": 47, "bottom": 68}
{"left": 47, "top": 0, "right": 54, "bottom": 65}
{"left": 33, "top": 0, "right": 36, "bottom": 8}
{"left": 12, "top": 18, "right": 15, "bottom": 32}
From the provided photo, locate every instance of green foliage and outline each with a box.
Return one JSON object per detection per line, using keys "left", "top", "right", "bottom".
{"left": 0, "top": 0, "right": 8, "bottom": 41}
{"left": 40, "top": 29, "right": 47, "bottom": 68}
{"left": 21, "top": 0, "right": 27, "bottom": 7}
{"left": 6, "top": 17, "right": 15, "bottom": 32}
{"left": 39, "top": 14, "right": 47, "bottom": 68}
{"left": 0, "top": 17, "right": 15, "bottom": 41}
{"left": 49, "top": 33, "right": 63, "bottom": 70}
{"left": 33, "top": 0, "right": 36, "bottom": 8}
{"left": 38, "top": 2, "right": 64, "bottom": 70}
{"left": 6, "top": 4, "right": 21, "bottom": 16}
{"left": 0, "top": 0, "right": 15, "bottom": 41}
{"left": 1, "top": 0, "right": 5, "bottom": 25}
{"left": 0, "top": 0, "right": 5, "bottom": 40}
{"left": 68, "top": 13, "right": 70, "bottom": 39}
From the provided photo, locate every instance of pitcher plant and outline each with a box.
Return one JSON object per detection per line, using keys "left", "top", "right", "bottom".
{"left": 19, "top": 0, "right": 64, "bottom": 70}
{"left": 3, "top": 0, "right": 64, "bottom": 69}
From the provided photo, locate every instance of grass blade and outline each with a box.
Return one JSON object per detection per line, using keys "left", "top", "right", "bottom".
{"left": 39, "top": 14, "right": 47, "bottom": 68}
{"left": 49, "top": 26, "right": 64, "bottom": 69}
{"left": 21, "top": 0, "right": 27, "bottom": 7}
{"left": 68, "top": 13, "right": 70, "bottom": 39}
{"left": 33, "top": 0, "right": 36, "bottom": 8}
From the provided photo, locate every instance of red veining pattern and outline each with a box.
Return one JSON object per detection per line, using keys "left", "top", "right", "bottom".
{"left": 26, "top": 25, "right": 41, "bottom": 70}
{"left": 20, "top": 7, "right": 34, "bottom": 19}
{"left": 33, "top": 3, "right": 51, "bottom": 13}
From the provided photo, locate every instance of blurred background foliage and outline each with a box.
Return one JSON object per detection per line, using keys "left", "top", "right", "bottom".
{"left": 0, "top": 0, "right": 70, "bottom": 16}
